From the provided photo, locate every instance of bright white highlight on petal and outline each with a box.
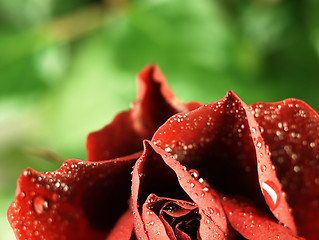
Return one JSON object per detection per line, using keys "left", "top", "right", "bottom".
{"left": 261, "top": 181, "right": 278, "bottom": 206}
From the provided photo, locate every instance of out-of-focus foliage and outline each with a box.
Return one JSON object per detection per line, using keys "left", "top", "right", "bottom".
{"left": 1, "top": 0, "right": 319, "bottom": 238}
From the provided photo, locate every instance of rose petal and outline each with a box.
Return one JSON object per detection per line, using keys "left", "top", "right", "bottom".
{"left": 221, "top": 196, "right": 304, "bottom": 240}
{"left": 86, "top": 110, "right": 143, "bottom": 162}
{"left": 86, "top": 65, "right": 201, "bottom": 161}
{"left": 142, "top": 196, "right": 172, "bottom": 240}
{"left": 131, "top": 141, "right": 227, "bottom": 240}
{"left": 251, "top": 99, "right": 319, "bottom": 239}
{"left": 7, "top": 152, "right": 140, "bottom": 240}
{"left": 142, "top": 194, "right": 200, "bottom": 240}
{"left": 131, "top": 141, "right": 190, "bottom": 240}
{"left": 152, "top": 91, "right": 296, "bottom": 232}
{"left": 174, "top": 227, "right": 192, "bottom": 240}
{"left": 105, "top": 210, "right": 134, "bottom": 240}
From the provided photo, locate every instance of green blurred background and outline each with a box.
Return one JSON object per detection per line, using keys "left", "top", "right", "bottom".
{"left": 1, "top": 0, "right": 319, "bottom": 238}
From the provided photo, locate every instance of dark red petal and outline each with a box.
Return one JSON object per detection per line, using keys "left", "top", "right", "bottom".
{"left": 135, "top": 64, "right": 184, "bottom": 134}
{"left": 131, "top": 141, "right": 227, "bottom": 240}
{"left": 142, "top": 201, "right": 171, "bottom": 240}
{"left": 86, "top": 65, "right": 201, "bottom": 161}
{"left": 86, "top": 111, "right": 143, "bottom": 161}
{"left": 105, "top": 210, "right": 134, "bottom": 240}
{"left": 131, "top": 142, "right": 188, "bottom": 240}
{"left": 7, "top": 152, "right": 140, "bottom": 240}
{"left": 142, "top": 194, "right": 199, "bottom": 240}
{"left": 251, "top": 100, "right": 319, "bottom": 239}
{"left": 161, "top": 200, "right": 197, "bottom": 218}
{"left": 152, "top": 91, "right": 296, "bottom": 232}
{"left": 174, "top": 228, "right": 192, "bottom": 240}
{"left": 222, "top": 196, "right": 304, "bottom": 240}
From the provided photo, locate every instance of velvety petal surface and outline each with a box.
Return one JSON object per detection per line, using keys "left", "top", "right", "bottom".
{"left": 251, "top": 99, "right": 319, "bottom": 239}
{"left": 152, "top": 91, "right": 296, "bottom": 232}
{"left": 222, "top": 196, "right": 304, "bottom": 240}
{"left": 86, "top": 65, "right": 201, "bottom": 161}
{"left": 131, "top": 141, "right": 227, "bottom": 240}
{"left": 7, "top": 152, "right": 140, "bottom": 240}
{"left": 105, "top": 210, "right": 134, "bottom": 240}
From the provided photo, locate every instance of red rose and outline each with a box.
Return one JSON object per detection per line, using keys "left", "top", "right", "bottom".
{"left": 7, "top": 65, "right": 318, "bottom": 239}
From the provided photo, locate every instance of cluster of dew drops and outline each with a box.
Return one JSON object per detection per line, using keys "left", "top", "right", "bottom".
{"left": 158, "top": 98, "right": 294, "bottom": 230}
{"left": 8, "top": 161, "right": 91, "bottom": 239}
{"left": 252, "top": 102, "right": 319, "bottom": 204}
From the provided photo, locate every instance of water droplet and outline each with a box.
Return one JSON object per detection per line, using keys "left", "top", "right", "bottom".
{"left": 256, "top": 137, "right": 263, "bottom": 149}
{"left": 251, "top": 127, "right": 256, "bottom": 134}
{"left": 261, "top": 181, "right": 280, "bottom": 211}
{"left": 189, "top": 169, "right": 199, "bottom": 179}
{"left": 260, "top": 164, "right": 267, "bottom": 172}
{"left": 146, "top": 210, "right": 153, "bottom": 215}
{"left": 215, "top": 208, "right": 220, "bottom": 216}
{"left": 293, "top": 165, "right": 301, "bottom": 173}
{"left": 239, "top": 212, "right": 247, "bottom": 217}
{"left": 202, "top": 187, "right": 209, "bottom": 192}
{"left": 208, "top": 207, "right": 214, "bottom": 215}
{"left": 63, "top": 185, "right": 69, "bottom": 192}
{"left": 23, "top": 169, "right": 32, "bottom": 177}
{"left": 33, "top": 196, "right": 49, "bottom": 214}
{"left": 164, "top": 147, "right": 172, "bottom": 152}
{"left": 19, "top": 192, "right": 26, "bottom": 200}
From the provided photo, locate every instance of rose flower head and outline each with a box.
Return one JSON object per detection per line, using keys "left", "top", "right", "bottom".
{"left": 8, "top": 65, "right": 319, "bottom": 239}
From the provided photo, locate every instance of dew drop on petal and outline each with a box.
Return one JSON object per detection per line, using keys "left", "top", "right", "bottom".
{"left": 33, "top": 196, "right": 49, "bottom": 214}
{"left": 23, "top": 169, "right": 32, "bottom": 177}
{"left": 261, "top": 181, "right": 280, "bottom": 211}
{"left": 63, "top": 185, "right": 69, "bottom": 192}
{"left": 239, "top": 211, "right": 247, "bottom": 217}
{"left": 189, "top": 169, "right": 199, "bottom": 179}
{"left": 202, "top": 187, "right": 209, "bottom": 192}
{"left": 256, "top": 136, "right": 263, "bottom": 149}
{"left": 260, "top": 164, "right": 267, "bottom": 172}
{"left": 208, "top": 207, "right": 214, "bottom": 215}
{"left": 19, "top": 192, "right": 26, "bottom": 200}
{"left": 251, "top": 127, "right": 256, "bottom": 134}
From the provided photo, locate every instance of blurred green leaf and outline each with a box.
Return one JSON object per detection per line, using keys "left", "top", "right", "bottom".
{"left": 2, "top": 0, "right": 319, "bottom": 238}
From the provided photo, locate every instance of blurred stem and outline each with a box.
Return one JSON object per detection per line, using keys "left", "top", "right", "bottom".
{"left": 25, "top": 147, "right": 65, "bottom": 165}
{"left": 0, "top": 3, "right": 108, "bottom": 68}
{"left": 45, "top": 4, "right": 106, "bottom": 43}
